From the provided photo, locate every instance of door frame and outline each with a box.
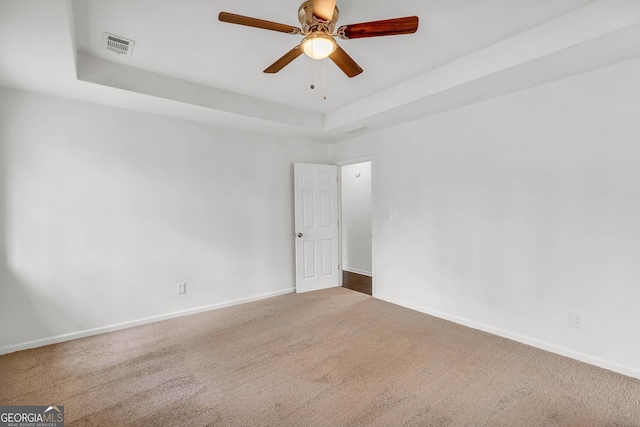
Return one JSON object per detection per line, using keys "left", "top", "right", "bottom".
{"left": 336, "top": 156, "right": 374, "bottom": 295}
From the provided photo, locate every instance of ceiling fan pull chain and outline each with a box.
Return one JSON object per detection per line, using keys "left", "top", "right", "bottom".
{"left": 323, "top": 58, "right": 328, "bottom": 100}
{"left": 310, "top": 55, "right": 315, "bottom": 90}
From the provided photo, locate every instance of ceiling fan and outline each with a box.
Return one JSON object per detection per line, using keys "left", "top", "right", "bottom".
{"left": 219, "top": 0, "right": 419, "bottom": 78}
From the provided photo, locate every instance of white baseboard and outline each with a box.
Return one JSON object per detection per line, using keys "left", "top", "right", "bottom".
{"left": 375, "top": 293, "right": 640, "bottom": 381}
{"left": 0, "top": 288, "right": 295, "bottom": 355}
{"left": 342, "top": 267, "right": 372, "bottom": 277}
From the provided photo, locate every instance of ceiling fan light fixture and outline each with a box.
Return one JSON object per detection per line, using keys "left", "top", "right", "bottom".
{"left": 301, "top": 32, "right": 336, "bottom": 59}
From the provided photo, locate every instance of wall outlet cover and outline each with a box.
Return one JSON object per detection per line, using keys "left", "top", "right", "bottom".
{"left": 570, "top": 312, "right": 584, "bottom": 329}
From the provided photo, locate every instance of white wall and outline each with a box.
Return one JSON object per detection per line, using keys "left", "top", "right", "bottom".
{"left": 341, "top": 162, "right": 372, "bottom": 275}
{"left": 0, "top": 87, "right": 328, "bottom": 352}
{"left": 329, "top": 58, "right": 640, "bottom": 379}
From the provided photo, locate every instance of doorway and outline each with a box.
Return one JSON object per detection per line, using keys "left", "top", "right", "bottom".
{"left": 339, "top": 161, "right": 372, "bottom": 295}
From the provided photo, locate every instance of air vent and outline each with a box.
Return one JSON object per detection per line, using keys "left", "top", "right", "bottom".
{"left": 102, "top": 32, "right": 135, "bottom": 57}
{"left": 346, "top": 126, "right": 369, "bottom": 135}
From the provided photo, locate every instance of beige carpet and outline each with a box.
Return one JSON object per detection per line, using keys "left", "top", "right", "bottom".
{"left": 1, "top": 287, "right": 639, "bottom": 426}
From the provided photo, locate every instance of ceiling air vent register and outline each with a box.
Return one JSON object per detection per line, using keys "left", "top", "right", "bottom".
{"left": 102, "top": 32, "right": 135, "bottom": 57}
{"left": 346, "top": 126, "right": 368, "bottom": 135}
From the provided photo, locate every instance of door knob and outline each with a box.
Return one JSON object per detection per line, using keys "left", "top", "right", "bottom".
{"left": 297, "top": 233, "right": 303, "bottom": 238}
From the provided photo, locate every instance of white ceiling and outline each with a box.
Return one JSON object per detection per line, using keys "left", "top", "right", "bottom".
{"left": 1, "top": 0, "right": 640, "bottom": 143}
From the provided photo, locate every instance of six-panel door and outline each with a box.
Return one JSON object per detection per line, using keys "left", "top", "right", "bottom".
{"left": 294, "top": 163, "right": 339, "bottom": 293}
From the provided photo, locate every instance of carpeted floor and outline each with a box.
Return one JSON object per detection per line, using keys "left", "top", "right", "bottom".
{"left": 1, "top": 287, "right": 639, "bottom": 426}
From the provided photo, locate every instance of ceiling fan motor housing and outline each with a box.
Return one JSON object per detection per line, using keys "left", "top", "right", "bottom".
{"left": 298, "top": 0, "right": 339, "bottom": 34}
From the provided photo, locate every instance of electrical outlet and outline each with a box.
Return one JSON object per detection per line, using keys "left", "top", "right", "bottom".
{"left": 177, "top": 283, "right": 186, "bottom": 295}
{"left": 570, "top": 312, "right": 583, "bottom": 329}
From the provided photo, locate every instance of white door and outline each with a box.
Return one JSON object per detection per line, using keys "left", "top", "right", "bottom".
{"left": 294, "top": 163, "right": 340, "bottom": 293}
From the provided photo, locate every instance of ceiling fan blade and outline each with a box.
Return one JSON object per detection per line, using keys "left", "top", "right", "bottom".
{"left": 337, "top": 16, "right": 419, "bottom": 39}
{"left": 312, "top": 0, "right": 337, "bottom": 21}
{"left": 264, "top": 46, "right": 304, "bottom": 74}
{"left": 328, "top": 45, "right": 363, "bottom": 78}
{"left": 219, "top": 12, "right": 301, "bottom": 34}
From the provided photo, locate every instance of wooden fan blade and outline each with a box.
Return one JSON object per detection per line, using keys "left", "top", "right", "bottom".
{"left": 264, "top": 46, "right": 304, "bottom": 74}
{"left": 328, "top": 45, "right": 363, "bottom": 78}
{"left": 312, "top": 0, "right": 337, "bottom": 21}
{"left": 219, "top": 12, "right": 301, "bottom": 34}
{"left": 338, "top": 16, "right": 419, "bottom": 39}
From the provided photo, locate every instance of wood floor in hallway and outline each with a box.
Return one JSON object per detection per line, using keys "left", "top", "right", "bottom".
{"left": 342, "top": 270, "right": 372, "bottom": 295}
